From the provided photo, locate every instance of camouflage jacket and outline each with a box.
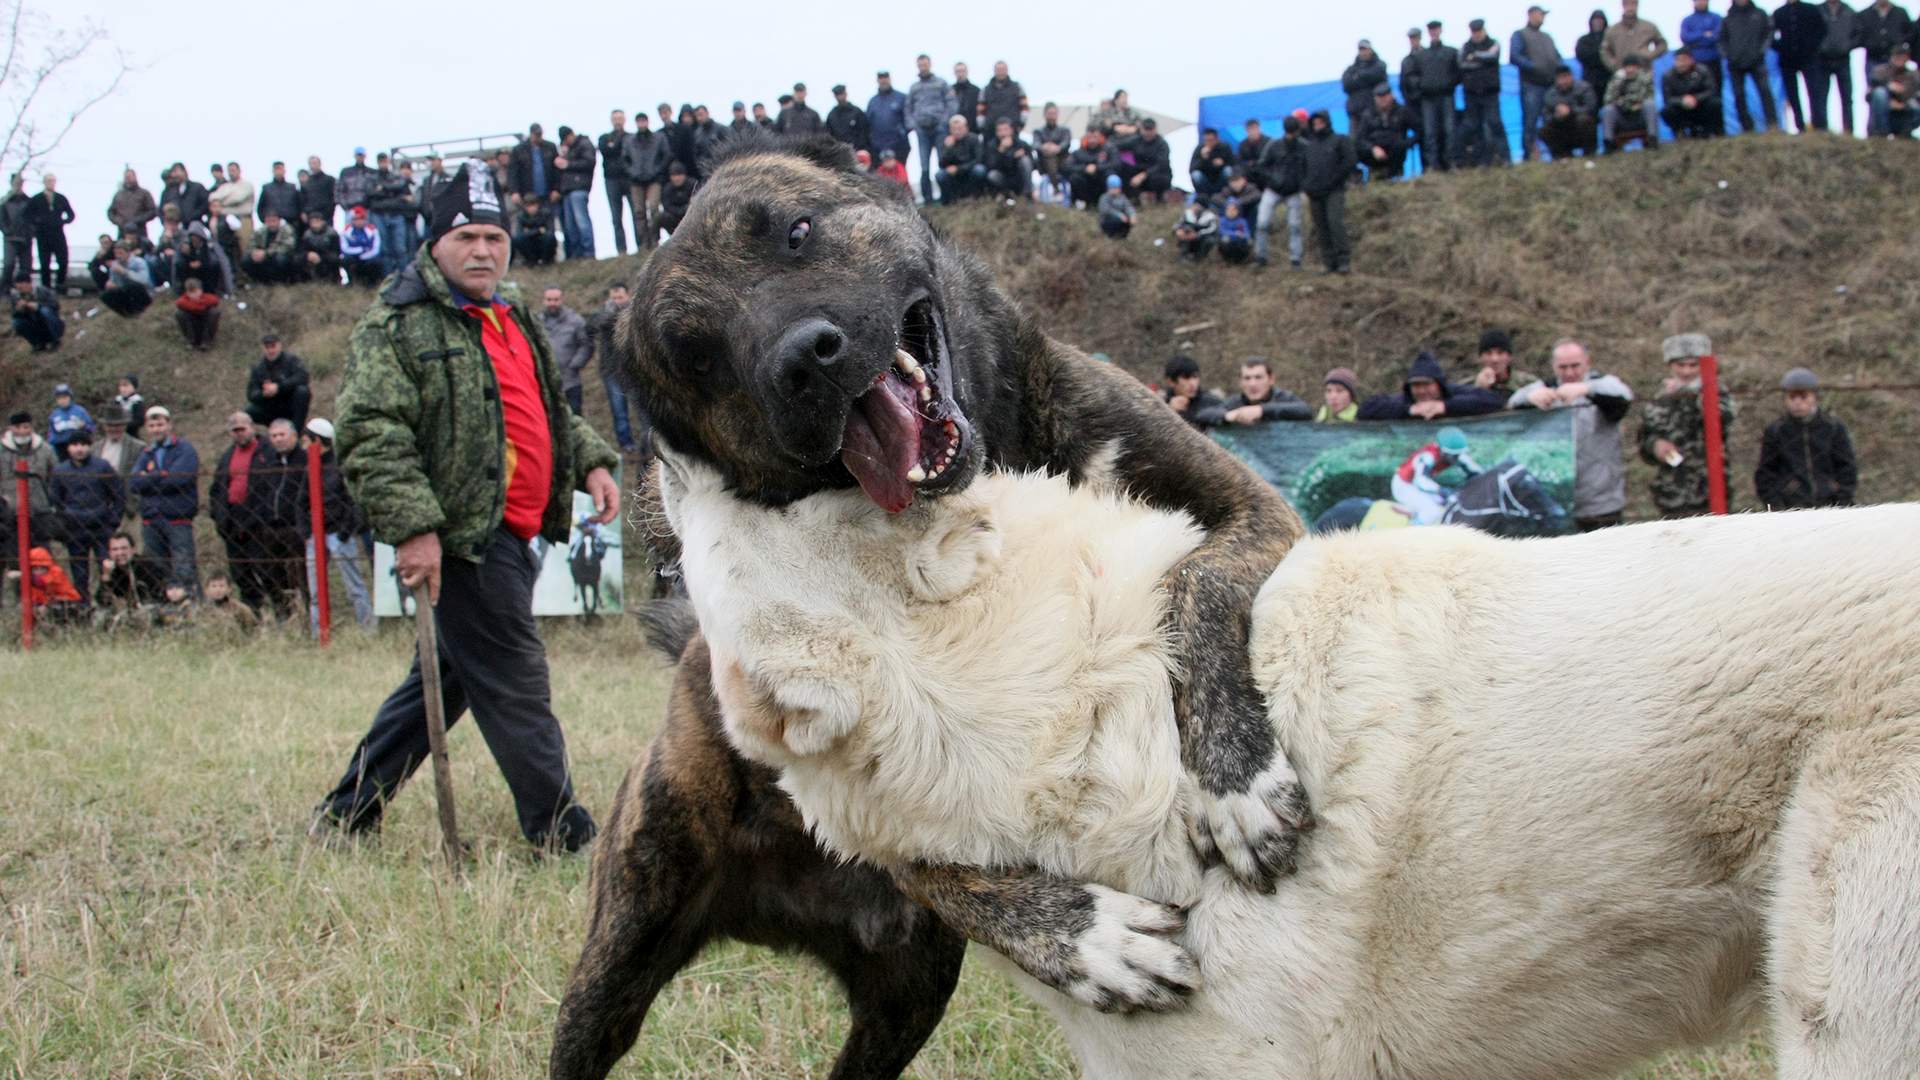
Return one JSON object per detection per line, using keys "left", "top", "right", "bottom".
{"left": 251, "top": 220, "right": 298, "bottom": 259}
{"left": 1637, "top": 382, "right": 1734, "bottom": 512}
{"left": 1604, "top": 68, "right": 1656, "bottom": 113}
{"left": 334, "top": 247, "right": 618, "bottom": 562}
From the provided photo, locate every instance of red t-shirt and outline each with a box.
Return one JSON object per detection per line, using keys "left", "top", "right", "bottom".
{"left": 462, "top": 300, "right": 553, "bottom": 540}
{"left": 226, "top": 438, "right": 258, "bottom": 506}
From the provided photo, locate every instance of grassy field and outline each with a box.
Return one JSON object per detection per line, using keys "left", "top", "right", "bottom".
{"left": 1, "top": 627, "right": 1776, "bottom": 1078}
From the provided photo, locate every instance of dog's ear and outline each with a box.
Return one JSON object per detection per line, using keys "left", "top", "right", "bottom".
{"left": 905, "top": 500, "right": 1002, "bottom": 603}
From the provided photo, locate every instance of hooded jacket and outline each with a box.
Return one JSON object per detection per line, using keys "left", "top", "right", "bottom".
{"left": 1300, "top": 113, "right": 1357, "bottom": 197}
{"left": 173, "top": 223, "right": 232, "bottom": 294}
{"left": 23, "top": 547, "right": 81, "bottom": 606}
{"left": 1357, "top": 352, "right": 1507, "bottom": 420}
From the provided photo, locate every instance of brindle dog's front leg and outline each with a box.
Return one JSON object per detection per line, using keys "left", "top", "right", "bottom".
{"left": 890, "top": 862, "right": 1197, "bottom": 1014}
{"left": 1030, "top": 350, "right": 1313, "bottom": 890}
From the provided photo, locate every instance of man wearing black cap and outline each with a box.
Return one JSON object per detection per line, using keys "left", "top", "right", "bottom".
{"left": 311, "top": 165, "right": 618, "bottom": 852}
{"left": 1415, "top": 20, "right": 1462, "bottom": 170}
{"left": 245, "top": 335, "right": 313, "bottom": 430}
{"left": 826, "top": 84, "right": 869, "bottom": 149}
{"left": 775, "top": 83, "right": 823, "bottom": 135}
{"left": 1356, "top": 82, "right": 1421, "bottom": 177}
{"left": 1460, "top": 18, "right": 1511, "bottom": 165}
{"left": 1342, "top": 40, "right": 1390, "bottom": 139}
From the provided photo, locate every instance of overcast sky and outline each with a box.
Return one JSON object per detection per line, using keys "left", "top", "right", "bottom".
{"left": 40, "top": 0, "right": 1833, "bottom": 263}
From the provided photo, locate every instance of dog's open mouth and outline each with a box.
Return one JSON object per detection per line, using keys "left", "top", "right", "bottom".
{"left": 839, "top": 297, "right": 973, "bottom": 513}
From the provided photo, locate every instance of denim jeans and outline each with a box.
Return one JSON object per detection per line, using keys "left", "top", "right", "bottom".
{"left": 373, "top": 212, "right": 412, "bottom": 275}
{"left": 915, "top": 123, "right": 944, "bottom": 202}
{"left": 141, "top": 519, "right": 198, "bottom": 592}
{"left": 602, "top": 370, "right": 635, "bottom": 452}
{"left": 561, "top": 190, "right": 595, "bottom": 259}
{"left": 1254, "top": 189, "right": 1304, "bottom": 265}
{"left": 1462, "top": 91, "right": 1511, "bottom": 165}
{"left": 307, "top": 532, "right": 375, "bottom": 633}
{"left": 1418, "top": 95, "right": 1457, "bottom": 170}
{"left": 1519, "top": 82, "right": 1549, "bottom": 158}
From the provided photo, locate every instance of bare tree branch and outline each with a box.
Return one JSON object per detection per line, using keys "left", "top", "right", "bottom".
{"left": 0, "top": 1, "right": 128, "bottom": 178}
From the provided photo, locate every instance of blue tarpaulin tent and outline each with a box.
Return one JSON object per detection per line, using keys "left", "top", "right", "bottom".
{"left": 1198, "top": 53, "right": 1790, "bottom": 175}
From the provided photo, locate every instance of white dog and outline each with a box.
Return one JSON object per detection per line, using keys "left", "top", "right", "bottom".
{"left": 660, "top": 452, "right": 1920, "bottom": 1080}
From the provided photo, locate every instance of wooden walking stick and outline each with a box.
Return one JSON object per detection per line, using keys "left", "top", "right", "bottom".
{"left": 412, "top": 584, "right": 465, "bottom": 869}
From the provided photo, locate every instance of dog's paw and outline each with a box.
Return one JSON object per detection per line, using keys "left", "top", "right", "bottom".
{"left": 1062, "top": 885, "right": 1200, "bottom": 1014}
{"left": 1187, "top": 763, "right": 1314, "bottom": 892}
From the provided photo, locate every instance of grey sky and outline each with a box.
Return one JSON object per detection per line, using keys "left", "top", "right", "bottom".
{"left": 44, "top": 1, "right": 1817, "bottom": 262}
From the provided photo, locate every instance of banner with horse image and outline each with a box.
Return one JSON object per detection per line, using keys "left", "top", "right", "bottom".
{"left": 372, "top": 482, "right": 624, "bottom": 618}
{"left": 1211, "top": 410, "right": 1578, "bottom": 537}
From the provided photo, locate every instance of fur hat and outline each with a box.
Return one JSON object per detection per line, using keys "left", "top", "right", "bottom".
{"left": 428, "top": 165, "right": 505, "bottom": 248}
{"left": 1662, "top": 333, "right": 1712, "bottom": 362}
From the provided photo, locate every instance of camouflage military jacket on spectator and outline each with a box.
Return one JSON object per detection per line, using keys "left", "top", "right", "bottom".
{"left": 1604, "top": 69, "right": 1656, "bottom": 112}
{"left": 333, "top": 249, "right": 617, "bottom": 563}
{"left": 251, "top": 221, "right": 298, "bottom": 259}
{"left": 1637, "top": 382, "right": 1734, "bottom": 512}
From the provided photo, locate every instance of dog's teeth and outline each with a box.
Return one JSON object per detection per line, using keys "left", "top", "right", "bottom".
{"left": 911, "top": 368, "right": 927, "bottom": 385}
{"left": 894, "top": 348, "right": 921, "bottom": 376}
{"left": 919, "top": 385, "right": 933, "bottom": 403}
{"left": 907, "top": 465, "right": 926, "bottom": 483}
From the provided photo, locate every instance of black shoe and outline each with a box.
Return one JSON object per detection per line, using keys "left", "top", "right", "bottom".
{"left": 308, "top": 801, "right": 381, "bottom": 841}
{"left": 532, "top": 803, "right": 598, "bottom": 854}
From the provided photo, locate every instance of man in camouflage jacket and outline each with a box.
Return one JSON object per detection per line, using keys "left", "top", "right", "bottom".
{"left": 1638, "top": 332, "right": 1735, "bottom": 517}
{"left": 312, "top": 165, "right": 619, "bottom": 852}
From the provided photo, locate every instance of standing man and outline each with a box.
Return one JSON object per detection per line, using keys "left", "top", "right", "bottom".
{"left": 588, "top": 281, "right": 643, "bottom": 459}
{"left": 508, "top": 123, "right": 560, "bottom": 211}
{"left": 1415, "top": 20, "right": 1462, "bottom": 172}
{"left": 867, "top": 72, "right": 912, "bottom": 165}
{"left": 1603, "top": 0, "right": 1671, "bottom": 74}
{"left": 541, "top": 285, "right": 593, "bottom": 415}
{"left": 1459, "top": 19, "right": 1511, "bottom": 165}
{"left": 1638, "top": 333, "right": 1734, "bottom": 519}
{"left": 774, "top": 83, "right": 822, "bottom": 135}
{"left": 257, "top": 162, "right": 302, "bottom": 235}
{"left": 825, "top": 84, "right": 870, "bottom": 149}
{"left": 1725, "top": 0, "right": 1781, "bottom": 131}
{"left": 1681, "top": 0, "right": 1728, "bottom": 87}
{"left": 337, "top": 147, "right": 378, "bottom": 217}
{"left": 311, "top": 166, "right": 618, "bottom": 851}
{"left": 951, "top": 62, "right": 981, "bottom": 132}
{"left": 1509, "top": 339, "right": 1634, "bottom": 530}
{"left": 1, "top": 173, "right": 30, "bottom": 286}
{"left": 1859, "top": 0, "right": 1915, "bottom": 106}
{"left": 26, "top": 173, "right": 74, "bottom": 290}
{"left": 128, "top": 406, "right": 200, "bottom": 592}
{"left": 303, "top": 416, "right": 376, "bottom": 633}
{"left": 1342, "top": 40, "right": 1390, "bottom": 138}
{"left": 1773, "top": 0, "right": 1830, "bottom": 129}
{"left": 108, "top": 168, "right": 159, "bottom": 240}
{"left": 1814, "top": 0, "right": 1861, "bottom": 132}
{"left": 1513, "top": 5, "right": 1565, "bottom": 159}
{"left": 624, "top": 111, "right": 672, "bottom": 251}
{"left": 210, "top": 413, "right": 271, "bottom": 612}
{"left": 301, "top": 155, "right": 336, "bottom": 229}
{"left": 1299, "top": 110, "right": 1355, "bottom": 274}
{"left": 554, "top": 126, "right": 597, "bottom": 260}
{"left": 598, "top": 110, "right": 635, "bottom": 256}
{"left": 907, "top": 54, "right": 957, "bottom": 203}
{"left": 980, "top": 60, "right": 1028, "bottom": 134}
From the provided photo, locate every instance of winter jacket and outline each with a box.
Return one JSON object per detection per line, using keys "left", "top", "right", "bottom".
{"left": 1857, "top": 1, "right": 1913, "bottom": 60}
{"left": 128, "top": 436, "right": 202, "bottom": 522}
{"left": 1190, "top": 141, "right": 1234, "bottom": 186}
{"left": 23, "top": 190, "right": 73, "bottom": 236}
{"left": 213, "top": 440, "right": 306, "bottom": 534}
{"left": 981, "top": 76, "right": 1027, "bottom": 130}
{"left": 1818, "top": 0, "right": 1859, "bottom": 59}
{"left": 161, "top": 179, "right": 211, "bottom": 225}
{"left": 938, "top": 132, "right": 983, "bottom": 171}
{"left": 1602, "top": 16, "right": 1670, "bottom": 69}
{"left": 109, "top": 184, "right": 158, "bottom": 232}
{"left": 1256, "top": 134, "right": 1305, "bottom": 196}
{"left": 1342, "top": 55, "right": 1390, "bottom": 112}
{"left": 1773, "top": 2, "right": 1828, "bottom": 64}
{"left": 1358, "top": 100, "right": 1422, "bottom": 155}
{"left": 507, "top": 140, "right": 561, "bottom": 199}
{"left": 0, "top": 190, "right": 27, "bottom": 239}
{"left": 173, "top": 224, "right": 232, "bottom": 294}
{"left": 1637, "top": 381, "right": 1735, "bottom": 513}
{"left": 1069, "top": 143, "right": 1113, "bottom": 179}
{"left": 340, "top": 224, "right": 381, "bottom": 263}
{"left": 1212, "top": 180, "right": 1263, "bottom": 222}
{"left": 866, "top": 89, "right": 912, "bottom": 151}
{"left": 1724, "top": 1, "right": 1777, "bottom": 67}
{"left": 310, "top": 447, "right": 363, "bottom": 537}
{"left": 1300, "top": 116, "right": 1356, "bottom": 197}
{"left": 1512, "top": 26, "right": 1565, "bottom": 86}
{"left": 1357, "top": 353, "right": 1507, "bottom": 420}
{"left": 1756, "top": 410, "right": 1856, "bottom": 508}
{"left": 256, "top": 179, "right": 301, "bottom": 224}
{"left": 251, "top": 221, "right": 298, "bottom": 259}
{"left": 1235, "top": 134, "right": 1270, "bottom": 181}
{"left": 688, "top": 120, "right": 727, "bottom": 177}
{"left": 541, "top": 304, "right": 593, "bottom": 392}
{"left": 1681, "top": 10, "right": 1726, "bottom": 64}
{"left": 1662, "top": 65, "right": 1721, "bottom": 109}
{"left": 1174, "top": 204, "right": 1219, "bottom": 240}
{"left": 907, "top": 73, "right": 957, "bottom": 128}
{"left": 1508, "top": 373, "right": 1634, "bottom": 518}
{"left": 1460, "top": 36, "right": 1505, "bottom": 95}
{"left": 419, "top": 170, "right": 457, "bottom": 222}
{"left": 333, "top": 250, "right": 616, "bottom": 561}
{"left": 557, "top": 137, "right": 596, "bottom": 194}
{"left": 337, "top": 163, "right": 378, "bottom": 210}
{"left": 0, "top": 431, "right": 55, "bottom": 514}
{"left": 1544, "top": 79, "right": 1601, "bottom": 115}
{"left": 367, "top": 169, "right": 415, "bottom": 214}
{"left": 1415, "top": 42, "right": 1463, "bottom": 98}
{"left": 22, "top": 548, "right": 80, "bottom": 607}
{"left": 1097, "top": 191, "right": 1135, "bottom": 224}
{"left": 1163, "top": 387, "right": 1225, "bottom": 429}
{"left": 1218, "top": 214, "right": 1253, "bottom": 244}
{"left": 300, "top": 225, "right": 341, "bottom": 271}
{"left": 300, "top": 171, "right": 336, "bottom": 219}
{"left": 952, "top": 80, "right": 981, "bottom": 130}
{"left": 624, "top": 129, "right": 674, "bottom": 185}
{"left": 597, "top": 129, "right": 631, "bottom": 182}
{"left": 48, "top": 403, "right": 95, "bottom": 449}
{"left": 826, "top": 102, "right": 870, "bottom": 148}
{"left": 52, "top": 456, "right": 126, "bottom": 530}
{"left": 983, "top": 137, "right": 1032, "bottom": 179}
{"left": 1193, "top": 388, "right": 1312, "bottom": 426}
{"left": 774, "top": 102, "right": 823, "bottom": 135}
{"left": 1576, "top": 26, "right": 1612, "bottom": 84}
{"left": 660, "top": 178, "right": 695, "bottom": 221}
{"left": 1032, "top": 122, "right": 1074, "bottom": 173}
{"left": 1124, "top": 133, "right": 1174, "bottom": 187}
{"left": 1605, "top": 67, "right": 1658, "bottom": 112}
{"left": 247, "top": 352, "right": 312, "bottom": 411}
{"left": 94, "top": 556, "right": 166, "bottom": 608}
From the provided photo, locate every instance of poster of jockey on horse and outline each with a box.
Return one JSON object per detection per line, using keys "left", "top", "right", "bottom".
{"left": 1211, "top": 411, "right": 1577, "bottom": 538}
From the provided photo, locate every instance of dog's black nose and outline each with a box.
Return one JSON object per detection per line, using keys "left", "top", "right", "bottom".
{"left": 773, "top": 317, "right": 847, "bottom": 395}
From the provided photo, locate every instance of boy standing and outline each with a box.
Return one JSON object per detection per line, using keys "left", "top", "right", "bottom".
{"left": 1755, "top": 367, "right": 1856, "bottom": 509}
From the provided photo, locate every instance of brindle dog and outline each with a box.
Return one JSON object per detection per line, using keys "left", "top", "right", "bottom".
{"left": 551, "top": 133, "right": 1308, "bottom": 1079}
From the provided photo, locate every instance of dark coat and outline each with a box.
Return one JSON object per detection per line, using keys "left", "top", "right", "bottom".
{"left": 1357, "top": 353, "right": 1507, "bottom": 419}
{"left": 247, "top": 352, "right": 312, "bottom": 411}
{"left": 1773, "top": 1, "right": 1829, "bottom": 64}
{"left": 310, "top": 447, "right": 364, "bottom": 537}
{"left": 1723, "top": 2, "right": 1777, "bottom": 67}
{"left": 557, "top": 137, "right": 596, "bottom": 194}
{"left": 507, "top": 139, "right": 561, "bottom": 198}
{"left": 1857, "top": 1, "right": 1913, "bottom": 59}
{"left": 980, "top": 76, "right": 1026, "bottom": 130}
{"left": 952, "top": 80, "right": 981, "bottom": 130}
{"left": 1256, "top": 134, "right": 1305, "bottom": 196}
{"left": 938, "top": 132, "right": 983, "bottom": 171}
{"left": 1342, "top": 56, "right": 1390, "bottom": 113}
{"left": 1189, "top": 141, "right": 1234, "bottom": 185}
{"left": 624, "top": 129, "right": 674, "bottom": 185}
{"left": 336, "top": 163, "right": 378, "bottom": 210}
{"left": 827, "top": 102, "right": 870, "bottom": 148}
{"left": 774, "top": 103, "right": 823, "bottom": 135}
{"left": 1193, "top": 389, "right": 1312, "bottom": 426}
{"left": 300, "top": 171, "right": 336, "bottom": 220}
{"left": 598, "top": 129, "right": 632, "bottom": 182}
{"left": 161, "top": 180, "right": 211, "bottom": 225}
{"left": 1126, "top": 134, "right": 1173, "bottom": 186}
{"left": 1755, "top": 411, "right": 1856, "bottom": 508}
{"left": 1415, "top": 42, "right": 1464, "bottom": 97}
{"left": 256, "top": 179, "right": 301, "bottom": 224}
{"left": 128, "top": 437, "right": 202, "bottom": 522}
{"left": 1300, "top": 117, "right": 1357, "bottom": 196}
{"left": 51, "top": 457, "right": 125, "bottom": 531}
{"left": 24, "top": 191, "right": 74, "bottom": 236}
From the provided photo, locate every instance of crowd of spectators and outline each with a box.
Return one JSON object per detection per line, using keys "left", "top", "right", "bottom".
{"left": 1155, "top": 330, "right": 1854, "bottom": 530}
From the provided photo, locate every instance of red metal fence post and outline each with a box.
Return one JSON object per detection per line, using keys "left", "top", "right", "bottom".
{"left": 307, "top": 445, "right": 331, "bottom": 646}
{"left": 14, "top": 460, "right": 32, "bottom": 651}
{"left": 1700, "top": 354, "right": 1728, "bottom": 516}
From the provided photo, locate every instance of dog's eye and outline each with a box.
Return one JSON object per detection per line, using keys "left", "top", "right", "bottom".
{"left": 787, "top": 218, "right": 811, "bottom": 250}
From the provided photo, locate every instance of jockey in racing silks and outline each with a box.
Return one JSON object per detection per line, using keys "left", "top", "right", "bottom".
{"left": 1391, "top": 425, "right": 1484, "bottom": 525}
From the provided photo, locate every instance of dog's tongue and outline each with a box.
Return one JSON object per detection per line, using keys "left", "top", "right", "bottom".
{"left": 841, "top": 376, "right": 923, "bottom": 513}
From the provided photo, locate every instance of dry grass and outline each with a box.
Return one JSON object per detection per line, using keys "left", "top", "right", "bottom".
{"left": 1, "top": 629, "right": 1775, "bottom": 1078}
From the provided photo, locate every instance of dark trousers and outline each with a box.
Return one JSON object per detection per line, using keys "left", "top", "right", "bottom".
{"left": 1540, "top": 114, "right": 1599, "bottom": 158}
{"left": 2, "top": 237, "right": 27, "bottom": 285}
{"left": 1728, "top": 65, "right": 1780, "bottom": 131}
{"left": 175, "top": 306, "right": 219, "bottom": 349}
{"left": 1661, "top": 101, "right": 1726, "bottom": 138}
{"left": 603, "top": 180, "right": 632, "bottom": 255}
{"left": 317, "top": 527, "right": 594, "bottom": 849}
{"left": 141, "top": 519, "right": 198, "bottom": 591}
{"left": 65, "top": 523, "right": 112, "bottom": 597}
{"left": 1808, "top": 56, "right": 1854, "bottom": 132}
{"left": 1462, "top": 91, "right": 1510, "bottom": 164}
{"left": 34, "top": 231, "right": 67, "bottom": 289}
{"left": 1418, "top": 95, "right": 1456, "bottom": 170}
{"left": 1308, "top": 189, "right": 1350, "bottom": 271}
{"left": 246, "top": 386, "right": 312, "bottom": 430}
{"left": 101, "top": 284, "right": 153, "bottom": 317}
{"left": 563, "top": 384, "right": 584, "bottom": 415}
{"left": 1781, "top": 61, "right": 1819, "bottom": 130}
{"left": 344, "top": 255, "right": 384, "bottom": 287}
{"left": 1576, "top": 512, "right": 1623, "bottom": 532}
{"left": 12, "top": 305, "right": 62, "bottom": 349}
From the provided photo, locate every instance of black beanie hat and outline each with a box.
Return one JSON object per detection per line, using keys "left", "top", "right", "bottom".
{"left": 428, "top": 165, "right": 505, "bottom": 248}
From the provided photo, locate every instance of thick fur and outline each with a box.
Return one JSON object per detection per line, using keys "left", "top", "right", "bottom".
{"left": 667, "top": 455, "right": 1920, "bottom": 1080}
